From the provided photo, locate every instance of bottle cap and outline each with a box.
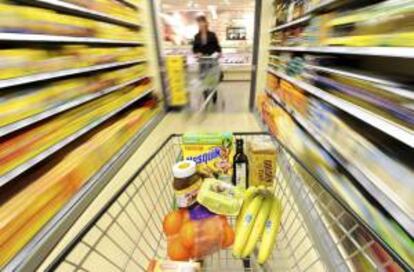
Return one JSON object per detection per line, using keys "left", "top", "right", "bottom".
{"left": 173, "top": 160, "right": 197, "bottom": 179}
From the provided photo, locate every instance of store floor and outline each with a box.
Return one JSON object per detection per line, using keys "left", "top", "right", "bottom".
{"left": 38, "top": 112, "right": 262, "bottom": 270}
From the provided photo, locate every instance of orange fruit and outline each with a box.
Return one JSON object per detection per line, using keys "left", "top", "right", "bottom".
{"left": 168, "top": 237, "right": 191, "bottom": 261}
{"left": 179, "top": 221, "right": 196, "bottom": 249}
{"left": 180, "top": 208, "right": 190, "bottom": 223}
{"left": 221, "top": 225, "right": 235, "bottom": 248}
{"left": 163, "top": 210, "right": 183, "bottom": 236}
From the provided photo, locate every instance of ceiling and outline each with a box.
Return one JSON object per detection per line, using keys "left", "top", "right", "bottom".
{"left": 160, "top": 0, "right": 255, "bottom": 11}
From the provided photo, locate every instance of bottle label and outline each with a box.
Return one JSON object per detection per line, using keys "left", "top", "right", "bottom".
{"left": 175, "top": 180, "right": 202, "bottom": 208}
{"left": 235, "top": 163, "right": 247, "bottom": 189}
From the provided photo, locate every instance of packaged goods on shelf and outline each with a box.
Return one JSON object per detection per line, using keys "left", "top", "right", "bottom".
{"left": 0, "top": 2, "right": 142, "bottom": 41}
{"left": 325, "top": 0, "right": 414, "bottom": 47}
{"left": 0, "top": 64, "right": 148, "bottom": 129}
{"left": 258, "top": 100, "right": 414, "bottom": 268}
{"left": 0, "top": 100, "right": 160, "bottom": 266}
{"left": 0, "top": 46, "right": 145, "bottom": 80}
{"left": 61, "top": 0, "right": 140, "bottom": 23}
{"left": 0, "top": 82, "right": 152, "bottom": 178}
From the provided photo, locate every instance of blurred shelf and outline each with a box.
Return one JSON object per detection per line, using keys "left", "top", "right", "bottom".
{"left": 269, "top": 46, "right": 414, "bottom": 59}
{"left": 0, "top": 88, "right": 153, "bottom": 188}
{"left": 267, "top": 67, "right": 414, "bottom": 148}
{"left": 118, "top": 0, "right": 139, "bottom": 10}
{"left": 5, "top": 111, "right": 164, "bottom": 272}
{"left": 0, "top": 75, "right": 149, "bottom": 138}
{"left": 269, "top": 15, "right": 312, "bottom": 33}
{"left": 265, "top": 89, "right": 414, "bottom": 236}
{"left": 0, "top": 33, "right": 144, "bottom": 45}
{"left": 305, "top": 64, "right": 414, "bottom": 100}
{"left": 0, "top": 59, "right": 147, "bottom": 90}
{"left": 17, "top": 0, "right": 141, "bottom": 28}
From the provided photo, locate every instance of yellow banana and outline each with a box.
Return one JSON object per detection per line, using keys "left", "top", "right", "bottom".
{"left": 257, "top": 197, "right": 283, "bottom": 264}
{"left": 241, "top": 196, "right": 273, "bottom": 258}
{"left": 235, "top": 186, "right": 258, "bottom": 230}
{"left": 233, "top": 195, "right": 264, "bottom": 257}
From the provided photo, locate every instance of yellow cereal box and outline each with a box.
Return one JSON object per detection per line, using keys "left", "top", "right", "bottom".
{"left": 181, "top": 133, "right": 234, "bottom": 181}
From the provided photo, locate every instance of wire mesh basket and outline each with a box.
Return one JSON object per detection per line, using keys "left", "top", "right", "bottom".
{"left": 47, "top": 133, "right": 404, "bottom": 272}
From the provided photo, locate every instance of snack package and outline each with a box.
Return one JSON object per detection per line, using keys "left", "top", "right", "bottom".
{"left": 181, "top": 133, "right": 234, "bottom": 181}
{"left": 147, "top": 259, "right": 200, "bottom": 272}
{"left": 197, "top": 178, "right": 243, "bottom": 216}
{"left": 247, "top": 139, "right": 277, "bottom": 187}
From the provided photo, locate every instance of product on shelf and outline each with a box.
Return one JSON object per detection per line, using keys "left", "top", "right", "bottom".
{"left": 0, "top": 64, "right": 147, "bottom": 129}
{"left": 181, "top": 133, "right": 235, "bottom": 180}
{"left": 247, "top": 138, "right": 277, "bottom": 187}
{"left": 173, "top": 161, "right": 203, "bottom": 208}
{"left": 196, "top": 178, "right": 243, "bottom": 216}
{"left": 325, "top": 0, "right": 414, "bottom": 47}
{"left": 0, "top": 2, "right": 142, "bottom": 41}
{"left": 0, "top": 100, "right": 160, "bottom": 266}
{"left": 0, "top": 81, "right": 152, "bottom": 178}
{"left": 0, "top": 46, "right": 145, "bottom": 80}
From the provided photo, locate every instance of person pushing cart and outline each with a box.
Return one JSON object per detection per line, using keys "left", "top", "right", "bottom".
{"left": 192, "top": 15, "right": 222, "bottom": 106}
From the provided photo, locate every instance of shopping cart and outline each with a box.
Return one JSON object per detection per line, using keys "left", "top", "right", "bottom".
{"left": 47, "top": 133, "right": 403, "bottom": 272}
{"left": 188, "top": 56, "right": 222, "bottom": 114}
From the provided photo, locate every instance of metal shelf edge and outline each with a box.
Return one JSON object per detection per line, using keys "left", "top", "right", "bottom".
{"left": 268, "top": 46, "right": 414, "bottom": 59}
{"left": 0, "top": 59, "right": 147, "bottom": 90}
{"left": 3, "top": 112, "right": 164, "bottom": 272}
{"left": 0, "top": 33, "right": 145, "bottom": 45}
{"left": 267, "top": 68, "right": 414, "bottom": 148}
{"left": 0, "top": 88, "right": 153, "bottom": 188}
{"left": 0, "top": 75, "right": 149, "bottom": 138}
{"left": 269, "top": 15, "right": 312, "bottom": 33}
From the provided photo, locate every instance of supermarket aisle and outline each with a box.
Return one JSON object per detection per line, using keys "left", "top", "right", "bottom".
{"left": 217, "top": 81, "right": 251, "bottom": 112}
{"left": 38, "top": 112, "right": 262, "bottom": 270}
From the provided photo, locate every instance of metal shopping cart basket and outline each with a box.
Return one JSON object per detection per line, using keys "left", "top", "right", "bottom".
{"left": 188, "top": 56, "right": 222, "bottom": 113}
{"left": 47, "top": 133, "right": 404, "bottom": 272}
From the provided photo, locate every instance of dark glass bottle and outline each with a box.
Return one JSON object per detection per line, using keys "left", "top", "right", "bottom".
{"left": 232, "top": 139, "right": 249, "bottom": 189}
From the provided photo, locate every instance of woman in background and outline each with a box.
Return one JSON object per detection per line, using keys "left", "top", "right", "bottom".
{"left": 193, "top": 15, "right": 222, "bottom": 105}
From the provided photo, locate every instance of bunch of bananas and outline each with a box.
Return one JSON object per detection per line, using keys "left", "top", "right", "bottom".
{"left": 233, "top": 186, "right": 283, "bottom": 264}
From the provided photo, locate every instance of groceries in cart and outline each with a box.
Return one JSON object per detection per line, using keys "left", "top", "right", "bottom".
{"left": 161, "top": 132, "right": 283, "bottom": 266}
{"left": 181, "top": 132, "right": 234, "bottom": 181}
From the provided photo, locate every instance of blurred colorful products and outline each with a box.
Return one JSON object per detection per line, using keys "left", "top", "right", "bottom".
{"left": 0, "top": 82, "right": 151, "bottom": 178}
{"left": 0, "top": 2, "right": 142, "bottom": 41}
{"left": 0, "top": 100, "right": 160, "bottom": 266}
{"left": 0, "top": 46, "right": 145, "bottom": 80}
{"left": 0, "top": 64, "right": 147, "bottom": 129}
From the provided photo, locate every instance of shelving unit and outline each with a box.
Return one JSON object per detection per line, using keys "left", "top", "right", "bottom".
{"left": 4, "top": 113, "right": 164, "bottom": 272}
{"left": 267, "top": 68, "right": 414, "bottom": 148}
{"left": 0, "top": 88, "right": 153, "bottom": 188}
{"left": 265, "top": 89, "right": 414, "bottom": 236}
{"left": 0, "top": 0, "right": 163, "bottom": 270}
{"left": 0, "top": 76, "right": 148, "bottom": 138}
{"left": 259, "top": 0, "right": 414, "bottom": 270}
{"left": 269, "top": 46, "right": 414, "bottom": 59}
{"left": 17, "top": 0, "right": 142, "bottom": 28}
{"left": 0, "top": 59, "right": 146, "bottom": 90}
